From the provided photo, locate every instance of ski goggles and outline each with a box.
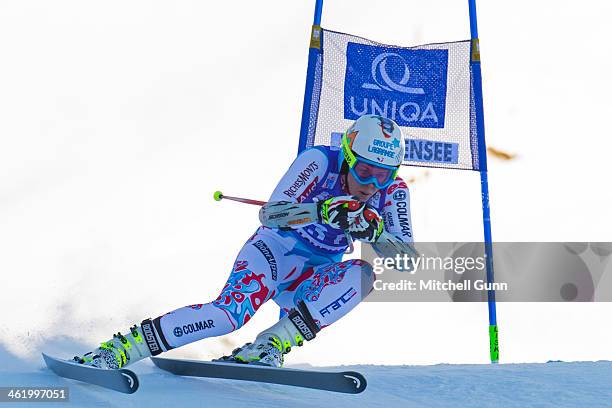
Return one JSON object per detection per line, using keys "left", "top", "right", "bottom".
{"left": 342, "top": 135, "right": 399, "bottom": 189}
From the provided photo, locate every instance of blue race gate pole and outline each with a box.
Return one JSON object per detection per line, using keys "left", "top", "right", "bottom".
{"left": 297, "top": 0, "right": 324, "bottom": 154}
{"left": 282, "top": 0, "right": 324, "bottom": 320}
{"left": 468, "top": 0, "right": 499, "bottom": 363}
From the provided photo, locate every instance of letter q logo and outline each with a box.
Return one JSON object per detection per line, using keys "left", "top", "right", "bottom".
{"left": 362, "top": 52, "right": 425, "bottom": 95}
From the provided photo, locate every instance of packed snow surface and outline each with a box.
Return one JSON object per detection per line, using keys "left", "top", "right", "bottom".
{"left": 1, "top": 346, "right": 610, "bottom": 407}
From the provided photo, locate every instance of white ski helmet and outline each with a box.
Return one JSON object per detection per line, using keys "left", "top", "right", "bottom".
{"left": 341, "top": 114, "right": 405, "bottom": 189}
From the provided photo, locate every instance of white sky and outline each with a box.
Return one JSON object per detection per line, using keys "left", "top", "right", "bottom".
{"left": 1, "top": 1, "right": 611, "bottom": 367}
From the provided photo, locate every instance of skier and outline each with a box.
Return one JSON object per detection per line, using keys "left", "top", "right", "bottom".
{"left": 74, "top": 114, "right": 415, "bottom": 369}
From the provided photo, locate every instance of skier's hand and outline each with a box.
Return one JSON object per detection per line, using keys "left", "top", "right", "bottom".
{"left": 371, "top": 230, "right": 419, "bottom": 272}
{"left": 318, "top": 196, "right": 366, "bottom": 230}
{"left": 318, "top": 196, "right": 384, "bottom": 242}
{"left": 346, "top": 206, "right": 384, "bottom": 243}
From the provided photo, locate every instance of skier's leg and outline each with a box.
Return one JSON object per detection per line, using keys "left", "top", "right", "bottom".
{"left": 275, "top": 259, "right": 376, "bottom": 328}
{"left": 74, "top": 231, "right": 290, "bottom": 369}
{"left": 156, "top": 248, "right": 280, "bottom": 349}
{"left": 230, "top": 259, "right": 375, "bottom": 367}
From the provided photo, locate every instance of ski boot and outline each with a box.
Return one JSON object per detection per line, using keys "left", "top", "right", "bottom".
{"left": 218, "top": 305, "right": 320, "bottom": 368}
{"left": 73, "top": 319, "right": 168, "bottom": 369}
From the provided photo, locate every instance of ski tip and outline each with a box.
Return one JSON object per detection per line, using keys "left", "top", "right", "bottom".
{"left": 41, "top": 352, "right": 58, "bottom": 367}
{"left": 342, "top": 371, "right": 367, "bottom": 394}
{"left": 119, "top": 370, "right": 140, "bottom": 394}
{"left": 42, "top": 352, "right": 140, "bottom": 394}
{"left": 42, "top": 352, "right": 78, "bottom": 369}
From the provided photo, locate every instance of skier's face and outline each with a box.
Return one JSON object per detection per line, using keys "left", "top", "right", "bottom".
{"left": 345, "top": 170, "right": 378, "bottom": 202}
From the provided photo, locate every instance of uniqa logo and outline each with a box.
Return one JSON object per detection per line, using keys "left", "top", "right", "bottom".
{"left": 344, "top": 42, "right": 447, "bottom": 128}
{"left": 362, "top": 52, "right": 425, "bottom": 95}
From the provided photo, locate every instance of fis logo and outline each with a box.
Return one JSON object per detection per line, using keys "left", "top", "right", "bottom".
{"left": 344, "top": 43, "right": 449, "bottom": 128}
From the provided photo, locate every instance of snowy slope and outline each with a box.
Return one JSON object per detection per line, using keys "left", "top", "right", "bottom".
{"left": 1, "top": 0, "right": 612, "bottom": 372}
{"left": 1, "top": 344, "right": 610, "bottom": 408}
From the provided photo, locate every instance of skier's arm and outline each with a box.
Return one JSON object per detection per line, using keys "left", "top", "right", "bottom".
{"left": 259, "top": 196, "right": 365, "bottom": 230}
{"left": 259, "top": 201, "right": 320, "bottom": 229}
{"left": 268, "top": 147, "right": 328, "bottom": 203}
{"left": 262, "top": 148, "right": 364, "bottom": 230}
{"left": 259, "top": 147, "right": 327, "bottom": 229}
{"left": 371, "top": 178, "right": 418, "bottom": 269}
{"left": 379, "top": 177, "right": 414, "bottom": 242}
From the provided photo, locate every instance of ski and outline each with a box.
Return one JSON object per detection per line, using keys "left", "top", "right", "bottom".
{"left": 151, "top": 357, "right": 367, "bottom": 394}
{"left": 42, "top": 353, "right": 139, "bottom": 394}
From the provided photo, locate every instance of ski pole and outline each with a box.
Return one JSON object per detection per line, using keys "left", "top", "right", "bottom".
{"left": 213, "top": 190, "right": 355, "bottom": 254}
{"left": 213, "top": 191, "right": 267, "bottom": 206}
